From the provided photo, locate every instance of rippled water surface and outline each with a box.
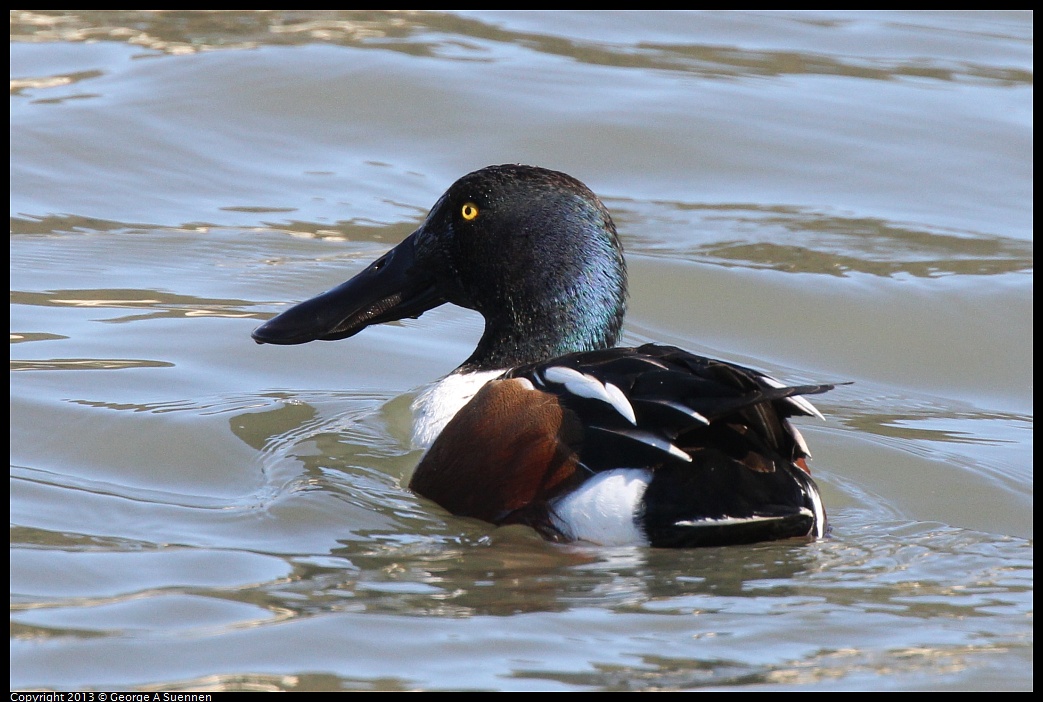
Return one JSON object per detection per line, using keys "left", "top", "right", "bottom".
{"left": 10, "top": 11, "right": 1032, "bottom": 691}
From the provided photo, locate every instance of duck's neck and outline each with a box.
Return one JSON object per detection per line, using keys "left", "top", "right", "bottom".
{"left": 460, "top": 269, "right": 627, "bottom": 372}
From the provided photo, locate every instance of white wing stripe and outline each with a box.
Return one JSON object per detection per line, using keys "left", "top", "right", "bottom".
{"left": 542, "top": 366, "right": 637, "bottom": 425}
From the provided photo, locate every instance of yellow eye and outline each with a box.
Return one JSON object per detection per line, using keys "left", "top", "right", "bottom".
{"left": 461, "top": 202, "right": 479, "bottom": 221}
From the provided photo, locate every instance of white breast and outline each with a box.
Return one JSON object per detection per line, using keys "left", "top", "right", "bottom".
{"left": 410, "top": 369, "right": 506, "bottom": 449}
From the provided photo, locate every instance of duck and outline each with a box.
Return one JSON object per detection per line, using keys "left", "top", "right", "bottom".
{"left": 252, "top": 164, "right": 836, "bottom": 548}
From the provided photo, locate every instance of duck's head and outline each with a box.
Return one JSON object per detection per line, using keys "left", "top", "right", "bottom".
{"left": 252, "top": 164, "right": 627, "bottom": 371}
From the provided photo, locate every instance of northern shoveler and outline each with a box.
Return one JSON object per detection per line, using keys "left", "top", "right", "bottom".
{"left": 252, "top": 164, "right": 836, "bottom": 548}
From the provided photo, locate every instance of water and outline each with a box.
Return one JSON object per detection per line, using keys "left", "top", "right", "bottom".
{"left": 10, "top": 11, "right": 1032, "bottom": 691}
